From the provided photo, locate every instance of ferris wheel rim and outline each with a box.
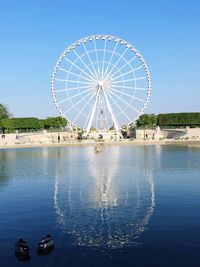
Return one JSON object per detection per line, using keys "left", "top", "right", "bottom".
{"left": 51, "top": 34, "right": 151, "bottom": 131}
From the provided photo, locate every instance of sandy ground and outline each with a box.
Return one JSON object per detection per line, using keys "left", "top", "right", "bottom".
{"left": 1, "top": 138, "right": 200, "bottom": 149}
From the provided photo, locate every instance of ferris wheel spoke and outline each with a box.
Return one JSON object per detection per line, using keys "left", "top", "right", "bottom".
{"left": 108, "top": 87, "right": 146, "bottom": 102}
{"left": 106, "top": 56, "right": 137, "bottom": 81}
{"left": 105, "top": 89, "right": 132, "bottom": 122}
{"left": 104, "top": 42, "right": 119, "bottom": 77}
{"left": 82, "top": 42, "right": 99, "bottom": 78}
{"left": 104, "top": 47, "right": 129, "bottom": 80}
{"left": 101, "top": 39, "right": 107, "bottom": 80}
{"left": 110, "top": 76, "right": 147, "bottom": 84}
{"left": 58, "top": 67, "right": 94, "bottom": 82}
{"left": 55, "top": 78, "right": 94, "bottom": 85}
{"left": 107, "top": 89, "right": 140, "bottom": 114}
{"left": 72, "top": 49, "right": 97, "bottom": 80}
{"left": 54, "top": 84, "right": 93, "bottom": 93}
{"left": 63, "top": 89, "right": 95, "bottom": 115}
{"left": 64, "top": 57, "right": 96, "bottom": 81}
{"left": 71, "top": 91, "right": 96, "bottom": 125}
{"left": 108, "top": 65, "right": 143, "bottom": 82}
{"left": 93, "top": 39, "right": 101, "bottom": 78}
{"left": 110, "top": 85, "right": 147, "bottom": 91}
{"left": 57, "top": 87, "right": 93, "bottom": 104}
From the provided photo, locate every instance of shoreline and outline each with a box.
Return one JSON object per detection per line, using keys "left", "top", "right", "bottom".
{"left": 1, "top": 139, "right": 200, "bottom": 150}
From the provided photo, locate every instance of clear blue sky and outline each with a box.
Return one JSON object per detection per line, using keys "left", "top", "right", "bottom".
{"left": 0, "top": 0, "right": 200, "bottom": 118}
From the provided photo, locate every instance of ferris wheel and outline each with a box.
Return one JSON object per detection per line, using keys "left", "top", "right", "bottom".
{"left": 51, "top": 34, "right": 151, "bottom": 133}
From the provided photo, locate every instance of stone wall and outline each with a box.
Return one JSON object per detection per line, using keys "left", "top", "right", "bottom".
{"left": 135, "top": 127, "right": 200, "bottom": 140}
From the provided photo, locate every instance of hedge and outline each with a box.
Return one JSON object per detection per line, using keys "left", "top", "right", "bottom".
{"left": 1, "top": 117, "right": 43, "bottom": 130}
{"left": 0, "top": 116, "right": 68, "bottom": 132}
{"left": 157, "top": 113, "right": 200, "bottom": 126}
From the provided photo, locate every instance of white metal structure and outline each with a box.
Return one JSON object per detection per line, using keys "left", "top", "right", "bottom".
{"left": 51, "top": 35, "right": 151, "bottom": 134}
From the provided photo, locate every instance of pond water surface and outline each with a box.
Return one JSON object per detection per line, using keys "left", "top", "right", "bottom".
{"left": 0, "top": 145, "right": 200, "bottom": 267}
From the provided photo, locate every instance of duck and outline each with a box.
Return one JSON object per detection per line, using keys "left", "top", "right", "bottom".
{"left": 15, "top": 238, "right": 30, "bottom": 261}
{"left": 37, "top": 234, "right": 54, "bottom": 254}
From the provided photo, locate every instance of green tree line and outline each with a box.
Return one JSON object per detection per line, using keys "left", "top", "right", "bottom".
{"left": 157, "top": 113, "right": 200, "bottom": 127}
{"left": 0, "top": 103, "right": 67, "bottom": 133}
{"left": 0, "top": 117, "right": 68, "bottom": 133}
{"left": 136, "top": 113, "right": 200, "bottom": 128}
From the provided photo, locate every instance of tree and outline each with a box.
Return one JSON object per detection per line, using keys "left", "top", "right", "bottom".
{"left": 1, "top": 118, "right": 43, "bottom": 132}
{"left": 42, "top": 117, "right": 67, "bottom": 129}
{"left": 0, "top": 103, "right": 11, "bottom": 120}
{"left": 136, "top": 114, "right": 157, "bottom": 128}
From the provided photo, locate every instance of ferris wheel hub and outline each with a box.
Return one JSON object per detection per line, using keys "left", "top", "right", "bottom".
{"left": 98, "top": 80, "right": 104, "bottom": 87}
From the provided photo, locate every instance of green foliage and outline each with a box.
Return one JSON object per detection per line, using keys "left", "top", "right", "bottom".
{"left": 157, "top": 113, "right": 200, "bottom": 127}
{"left": 1, "top": 118, "right": 43, "bottom": 131}
{"left": 0, "top": 116, "right": 67, "bottom": 132}
{"left": 0, "top": 103, "right": 11, "bottom": 120}
{"left": 136, "top": 114, "right": 157, "bottom": 128}
{"left": 42, "top": 116, "right": 67, "bottom": 129}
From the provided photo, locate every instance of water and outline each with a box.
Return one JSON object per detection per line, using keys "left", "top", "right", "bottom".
{"left": 0, "top": 145, "right": 200, "bottom": 267}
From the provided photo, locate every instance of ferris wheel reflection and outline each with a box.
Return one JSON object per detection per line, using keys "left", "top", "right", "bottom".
{"left": 54, "top": 146, "right": 155, "bottom": 248}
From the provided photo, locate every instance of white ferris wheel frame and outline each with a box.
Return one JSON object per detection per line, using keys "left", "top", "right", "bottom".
{"left": 51, "top": 34, "right": 151, "bottom": 133}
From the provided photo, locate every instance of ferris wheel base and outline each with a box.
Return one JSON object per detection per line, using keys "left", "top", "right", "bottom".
{"left": 83, "top": 130, "right": 122, "bottom": 140}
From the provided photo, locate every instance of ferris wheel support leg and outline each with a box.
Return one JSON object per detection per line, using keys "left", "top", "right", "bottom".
{"left": 102, "top": 87, "right": 120, "bottom": 133}
{"left": 85, "top": 89, "right": 100, "bottom": 135}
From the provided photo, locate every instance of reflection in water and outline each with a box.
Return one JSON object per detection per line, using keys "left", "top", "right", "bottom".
{"left": 88, "top": 146, "right": 120, "bottom": 207}
{"left": 0, "top": 150, "right": 11, "bottom": 189}
{"left": 54, "top": 146, "right": 155, "bottom": 248}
